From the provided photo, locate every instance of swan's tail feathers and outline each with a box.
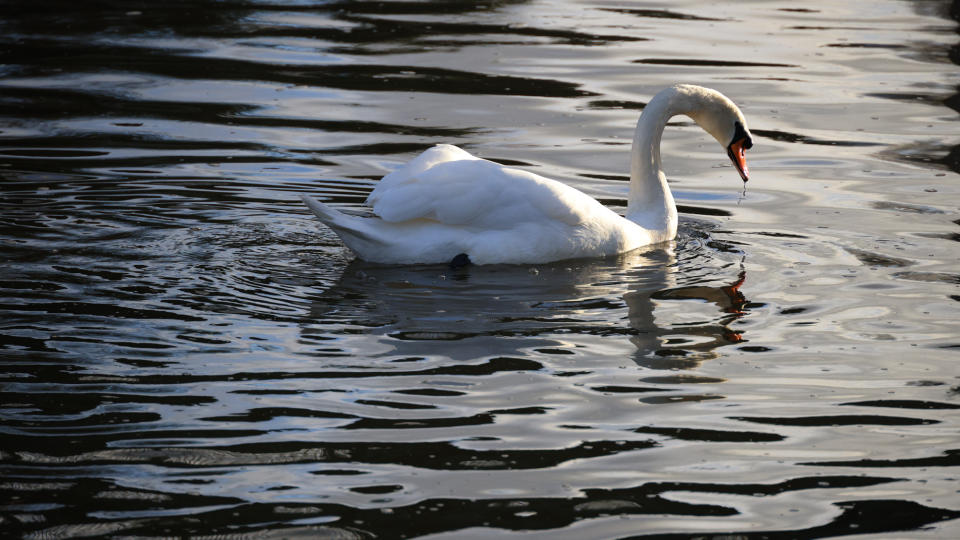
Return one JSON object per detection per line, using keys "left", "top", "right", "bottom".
{"left": 300, "top": 194, "right": 341, "bottom": 224}
{"left": 300, "top": 194, "right": 381, "bottom": 246}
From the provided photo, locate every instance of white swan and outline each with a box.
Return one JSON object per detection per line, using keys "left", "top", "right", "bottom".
{"left": 301, "top": 84, "right": 753, "bottom": 265}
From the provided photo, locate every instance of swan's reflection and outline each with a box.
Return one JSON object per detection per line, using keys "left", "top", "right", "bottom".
{"left": 628, "top": 262, "right": 747, "bottom": 369}
{"left": 308, "top": 244, "right": 750, "bottom": 368}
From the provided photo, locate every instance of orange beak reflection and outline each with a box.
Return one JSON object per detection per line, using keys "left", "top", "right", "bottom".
{"left": 727, "top": 139, "right": 750, "bottom": 182}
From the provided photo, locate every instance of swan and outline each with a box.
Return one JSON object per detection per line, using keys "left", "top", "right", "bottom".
{"left": 301, "top": 84, "right": 753, "bottom": 265}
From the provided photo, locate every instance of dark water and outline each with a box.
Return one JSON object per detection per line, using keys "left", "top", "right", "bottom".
{"left": 2, "top": 1, "right": 959, "bottom": 538}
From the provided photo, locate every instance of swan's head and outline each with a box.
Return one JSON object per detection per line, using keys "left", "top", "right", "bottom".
{"left": 678, "top": 85, "right": 754, "bottom": 182}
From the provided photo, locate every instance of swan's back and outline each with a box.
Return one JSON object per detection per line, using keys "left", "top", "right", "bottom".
{"left": 366, "top": 144, "right": 599, "bottom": 229}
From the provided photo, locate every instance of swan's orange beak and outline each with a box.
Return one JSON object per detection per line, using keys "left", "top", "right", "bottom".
{"left": 727, "top": 139, "right": 750, "bottom": 182}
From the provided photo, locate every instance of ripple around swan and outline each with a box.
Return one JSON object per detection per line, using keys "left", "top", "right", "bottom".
{"left": 2, "top": 0, "right": 960, "bottom": 538}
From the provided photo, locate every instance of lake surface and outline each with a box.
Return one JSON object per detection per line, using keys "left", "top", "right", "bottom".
{"left": 1, "top": 0, "right": 959, "bottom": 538}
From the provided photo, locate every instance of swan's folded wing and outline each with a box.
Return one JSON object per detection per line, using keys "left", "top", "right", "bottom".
{"left": 369, "top": 158, "right": 496, "bottom": 224}
{"left": 368, "top": 152, "right": 593, "bottom": 228}
{"left": 367, "top": 144, "right": 478, "bottom": 204}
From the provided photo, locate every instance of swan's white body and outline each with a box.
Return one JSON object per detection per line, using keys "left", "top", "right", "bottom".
{"left": 302, "top": 84, "right": 752, "bottom": 265}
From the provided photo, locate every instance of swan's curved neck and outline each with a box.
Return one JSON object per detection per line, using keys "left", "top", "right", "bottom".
{"left": 626, "top": 88, "right": 688, "bottom": 241}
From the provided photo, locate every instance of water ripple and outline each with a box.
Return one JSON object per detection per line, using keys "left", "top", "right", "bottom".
{"left": 2, "top": 0, "right": 959, "bottom": 537}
